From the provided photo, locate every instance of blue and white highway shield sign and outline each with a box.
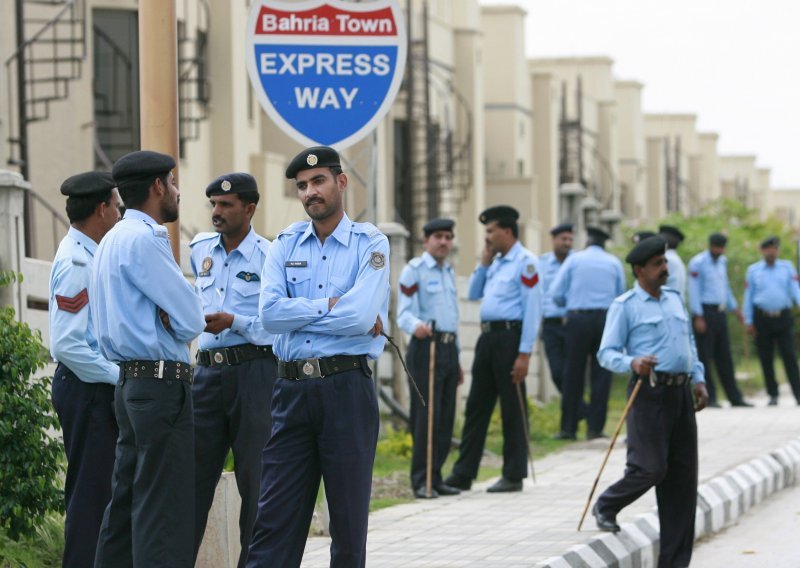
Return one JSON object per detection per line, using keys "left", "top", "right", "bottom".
{"left": 246, "top": 0, "right": 407, "bottom": 150}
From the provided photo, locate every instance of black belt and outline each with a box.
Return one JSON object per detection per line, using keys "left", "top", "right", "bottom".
{"left": 543, "top": 317, "right": 565, "bottom": 325}
{"left": 196, "top": 343, "right": 274, "bottom": 367}
{"left": 702, "top": 303, "right": 727, "bottom": 312}
{"left": 416, "top": 332, "right": 457, "bottom": 345}
{"left": 480, "top": 320, "right": 522, "bottom": 333}
{"left": 654, "top": 372, "right": 691, "bottom": 387}
{"left": 121, "top": 360, "right": 193, "bottom": 383}
{"left": 756, "top": 308, "right": 789, "bottom": 319}
{"left": 277, "top": 355, "right": 367, "bottom": 380}
{"left": 568, "top": 308, "right": 607, "bottom": 314}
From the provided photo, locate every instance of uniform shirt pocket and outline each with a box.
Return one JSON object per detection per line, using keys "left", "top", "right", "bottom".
{"left": 231, "top": 277, "right": 260, "bottom": 302}
{"left": 330, "top": 275, "right": 352, "bottom": 296}
{"left": 286, "top": 267, "right": 311, "bottom": 297}
{"left": 426, "top": 279, "right": 442, "bottom": 294}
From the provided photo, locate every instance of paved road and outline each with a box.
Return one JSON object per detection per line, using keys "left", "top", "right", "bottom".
{"left": 691, "top": 483, "right": 800, "bottom": 567}
{"left": 301, "top": 388, "right": 800, "bottom": 567}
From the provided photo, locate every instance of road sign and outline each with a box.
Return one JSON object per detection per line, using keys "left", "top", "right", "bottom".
{"left": 246, "top": 0, "right": 407, "bottom": 150}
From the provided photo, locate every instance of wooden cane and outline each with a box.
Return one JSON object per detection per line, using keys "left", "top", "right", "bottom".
{"left": 514, "top": 382, "right": 536, "bottom": 484}
{"left": 425, "top": 321, "right": 437, "bottom": 498}
{"left": 577, "top": 377, "right": 643, "bottom": 531}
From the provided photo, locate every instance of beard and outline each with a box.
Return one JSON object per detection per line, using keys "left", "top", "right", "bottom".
{"left": 162, "top": 198, "right": 179, "bottom": 223}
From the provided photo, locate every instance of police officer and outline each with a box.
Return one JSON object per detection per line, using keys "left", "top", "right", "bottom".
{"left": 688, "top": 233, "right": 752, "bottom": 407}
{"left": 539, "top": 222, "right": 574, "bottom": 397}
{"left": 246, "top": 146, "right": 389, "bottom": 567}
{"left": 91, "top": 150, "right": 206, "bottom": 568}
{"left": 189, "top": 173, "right": 277, "bottom": 567}
{"left": 593, "top": 236, "right": 708, "bottom": 568}
{"left": 743, "top": 236, "right": 800, "bottom": 406}
{"left": 397, "top": 218, "right": 462, "bottom": 499}
{"left": 659, "top": 224, "right": 687, "bottom": 299}
{"left": 444, "top": 205, "right": 542, "bottom": 494}
{"left": 549, "top": 226, "right": 625, "bottom": 440}
{"left": 49, "top": 171, "right": 121, "bottom": 568}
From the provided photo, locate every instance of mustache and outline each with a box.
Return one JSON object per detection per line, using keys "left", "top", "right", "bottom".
{"left": 211, "top": 216, "right": 224, "bottom": 224}
{"left": 306, "top": 197, "right": 325, "bottom": 206}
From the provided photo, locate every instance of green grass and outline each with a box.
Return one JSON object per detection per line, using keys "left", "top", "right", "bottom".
{"left": 0, "top": 514, "right": 64, "bottom": 568}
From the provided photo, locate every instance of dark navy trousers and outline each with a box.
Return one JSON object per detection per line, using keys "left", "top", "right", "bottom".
{"left": 696, "top": 305, "right": 744, "bottom": 405}
{"left": 560, "top": 310, "right": 611, "bottom": 435}
{"left": 753, "top": 309, "right": 800, "bottom": 402}
{"left": 192, "top": 355, "right": 277, "bottom": 568}
{"left": 94, "top": 373, "right": 194, "bottom": 568}
{"left": 452, "top": 328, "right": 528, "bottom": 482}
{"left": 246, "top": 365, "right": 379, "bottom": 568}
{"left": 542, "top": 318, "right": 589, "bottom": 419}
{"left": 597, "top": 378, "right": 698, "bottom": 568}
{"left": 406, "top": 337, "right": 459, "bottom": 490}
{"left": 51, "top": 363, "right": 117, "bottom": 568}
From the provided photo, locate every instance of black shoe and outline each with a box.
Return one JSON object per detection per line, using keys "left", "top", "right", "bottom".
{"left": 768, "top": 397, "right": 779, "bottom": 406}
{"left": 586, "top": 430, "right": 609, "bottom": 440}
{"left": 708, "top": 401, "right": 722, "bottom": 408}
{"left": 592, "top": 503, "right": 620, "bottom": 533}
{"left": 414, "top": 486, "right": 439, "bottom": 499}
{"left": 731, "top": 400, "right": 754, "bottom": 407}
{"left": 444, "top": 473, "right": 472, "bottom": 491}
{"left": 486, "top": 477, "right": 523, "bottom": 493}
{"left": 553, "top": 430, "right": 577, "bottom": 441}
{"left": 433, "top": 482, "right": 461, "bottom": 496}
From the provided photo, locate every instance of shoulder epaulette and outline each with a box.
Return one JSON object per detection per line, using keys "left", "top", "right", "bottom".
{"left": 151, "top": 225, "right": 169, "bottom": 239}
{"left": 254, "top": 235, "right": 271, "bottom": 256}
{"left": 70, "top": 244, "right": 88, "bottom": 267}
{"left": 351, "top": 221, "right": 384, "bottom": 240}
{"left": 408, "top": 257, "right": 423, "bottom": 268}
{"left": 278, "top": 221, "right": 308, "bottom": 237}
{"left": 189, "top": 232, "right": 217, "bottom": 247}
{"left": 614, "top": 289, "right": 636, "bottom": 303}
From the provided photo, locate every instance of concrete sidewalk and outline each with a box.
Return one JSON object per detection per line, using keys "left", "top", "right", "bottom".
{"left": 301, "top": 387, "right": 800, "bottom": 567}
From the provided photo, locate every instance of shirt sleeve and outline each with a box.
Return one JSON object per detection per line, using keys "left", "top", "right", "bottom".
{"left": 517, "top": 260, "right": 542, "bottom": 354}
{"left": 685, "top": 302, "right": 705, "bottom": 384}
{"left": 300, "top": 235, "right": 390, "bottom": 336}
{"left": 259, "top": 237, "right": 330, "bottom": 333}
{"left": 790, "top": 264, "right": 800, "bottom": 306}
{"left": 597, "top": 300, "right": 634, "bottom": 374}
{"left": 50, "top": 262, "right": 119, "bottom": 385}
{"left": 467, "top": 264, "right": 488, "bottom": 300}
{"left": 724, "top": 261, "right": 738, "bottom": 311}
{"left": 125, "top": 234, "right": 206, "bottom": 343}
{"left": 548, "top": 256, "right": 571, "bottom": 307}
{"left": 743, "top": 266, "right": 755, "bottom": 325}
{"left": 687, "top": 257, "right": 702, "bottom": 316}
{"left": 396, "top": 264, "right": 423, "bottom": 336}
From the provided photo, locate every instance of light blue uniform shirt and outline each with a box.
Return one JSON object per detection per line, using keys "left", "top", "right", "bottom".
{"left": 467, "top": 241, "right": 542, "bottom": 354}
{"left": 665, "top": 248, "right": 687, "bottom": 299}
{"left": 259, "top": 213, "right": 389, "bottom": 361}
{"left": 90, "top": 209, "right": 206, "bottom": 363}
{"left": 548, "top": 245, "right": 625, "bottom": 310}
{"left": 743, "top": 259, "right": 800, "bottom": 325}
{"left": 598, "top": 282, "right": 705, "bottom": 384}
{"left": 49, "top": 227, "right": 119, "bottom": 385}
{"left": 397, "top": 251, "right": 458, "bottom": 335}
{"left": 539, "top": 250, "right": 570, "bottom": 318}
{"left": 687, "top": 250, "right": 737, "bottom": 316}
{"left": 190, "top": 227, "right": 275, "bottom": 349}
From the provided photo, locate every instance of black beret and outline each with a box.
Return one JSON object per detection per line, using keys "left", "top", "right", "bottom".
{"left": 626, "top": 235, "right": 667, "bottom": 265}
{"left": 658, "top": 224, "right": 685, "bottom": 243}
{"left": 709, "top": 232, "right": 728, "bottom": 247}
{"left": 111, "top": 150, "right": 175, "bottom": 187}
{"left": 587, "top": 226, "right": 610, "bottom": 242}
{"left": 423, "top": 218, "right": 455, "bottom": 237}
{"left": 479, "top": 205, "right": 519, "bottom": 224}
{"left": 285, "top": 146, "right": 341, "bottom": 179}
{"left": 60, "top": 171, "right": 116, "bottom": 197}
{"left": 206, "top": 172, "right": 259, "bottom": 197}
{"left": 550, "top": 222, "right": 574, "bottom": 236}
{"left": 632, "top": 230, "right": 657, "bottom": 244}
{"left": 761, "top": 236, "right": 780, "bottom": 249}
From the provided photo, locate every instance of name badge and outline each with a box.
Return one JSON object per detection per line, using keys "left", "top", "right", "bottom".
{"left": 285, "top": 260, "right": 308, "bottom": 267}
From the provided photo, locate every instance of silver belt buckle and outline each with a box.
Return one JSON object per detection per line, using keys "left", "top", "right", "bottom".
{"left": 718, "top": 304, "right": 726, "bottom": 312}
{"left": 300, "top": 358, "right": 323, "bottom": 379}
{"left": 157, "top": 360, "right": 164, "bottom": 379}
{"left": 213, "top": 351, "right": 225, "bottom": 364}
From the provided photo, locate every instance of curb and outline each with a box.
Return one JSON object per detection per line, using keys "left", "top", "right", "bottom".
{"left": 535, "top": 438, "right": 800, "bottom": 567}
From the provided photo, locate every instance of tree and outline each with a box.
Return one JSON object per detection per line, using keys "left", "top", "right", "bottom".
{"left": 0, "top": 272, "right": 64, "bottom": 540}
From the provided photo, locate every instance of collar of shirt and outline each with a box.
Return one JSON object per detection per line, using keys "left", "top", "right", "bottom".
{"left": 499, "top": 241, "right": 523, "bottom": 263}
{"left": 124, "top": 208, "right": 161, "bottom": 228}
{"left": 633, "top": 281, "right": 662, "bottom": 304}
{"left": 209, "top": 226, "right": 258, "bottom": 261}
{"left": 67, "top": 226, "right": 98, "bottom": 256}
{"left": 421, "top": 251, "right": 450, "bottom": 271}
{"left": 297, "top": 212, "right": 352, "bottom": 247}
{"left": 703, "top": 249, "right": 725, "bottom": 265}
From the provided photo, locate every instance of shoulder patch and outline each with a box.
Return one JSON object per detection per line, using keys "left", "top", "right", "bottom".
{"left": 190, "top": 232, "right": 217, "bottom": 247}
{"left": 400, "top": 283, "right": 419, "bottom": 296}
{"left": 521, "top": 273, "right": 539, "bottom": 288}
{"left": 369, "top": 251, "right": 386, "bottom": 269}
{"left": 56, "top": 289, "right": 89, "bottom": 314}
